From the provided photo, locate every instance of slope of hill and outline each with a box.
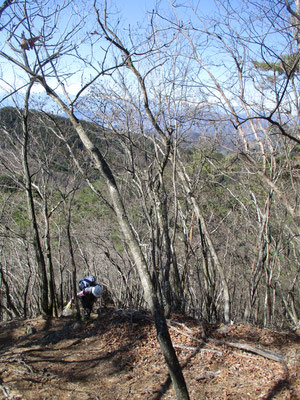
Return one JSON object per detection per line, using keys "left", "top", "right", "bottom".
{"left": 0, "top": 309, "right": 299, "bottom": 399}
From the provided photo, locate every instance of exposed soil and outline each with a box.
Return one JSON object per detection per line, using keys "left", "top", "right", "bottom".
{"left": 0, "top": 308, "right": 299, "bottom": 400}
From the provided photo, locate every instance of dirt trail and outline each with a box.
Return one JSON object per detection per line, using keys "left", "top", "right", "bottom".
{"left": 0, "top": 308, "right": 299, "bottom": 399}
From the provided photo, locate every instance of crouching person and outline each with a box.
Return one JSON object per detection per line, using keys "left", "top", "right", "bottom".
{"left": 77, "top": 275, "right": 102, "bottom": 320}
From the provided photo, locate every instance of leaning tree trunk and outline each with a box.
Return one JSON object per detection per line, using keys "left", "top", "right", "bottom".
{"left": 41, "top": 84, "right": 189, "bottom": 400}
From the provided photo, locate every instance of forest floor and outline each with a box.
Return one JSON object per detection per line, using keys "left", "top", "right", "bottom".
{"left": 0, "top": 307, "right": 299, "bottom": 400}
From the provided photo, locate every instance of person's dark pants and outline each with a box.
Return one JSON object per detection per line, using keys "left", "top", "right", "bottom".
{"left": 81, "top": 294, "right": 95, "bottom": 318}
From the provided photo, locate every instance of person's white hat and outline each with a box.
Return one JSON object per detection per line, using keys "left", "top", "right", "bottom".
{"left": 92, "top": 285, "right": 103, "bottom": 298}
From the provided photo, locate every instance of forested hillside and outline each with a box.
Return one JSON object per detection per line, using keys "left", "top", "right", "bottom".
{"left": 0, "top": 104, "right": 298, "bottom": 328}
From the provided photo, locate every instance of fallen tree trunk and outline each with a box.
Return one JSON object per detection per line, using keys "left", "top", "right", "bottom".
{"left": 209, "top": 338, "right": 284, "bottom": 362}
{"left": 167, "top": 319, "right": 285, "bottom": 363}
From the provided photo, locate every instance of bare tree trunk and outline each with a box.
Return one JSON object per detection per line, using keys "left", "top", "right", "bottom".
{"left": 43, "top": 197, "right": 58, "bottom": 317}
{"left": 176, "top": 156, "right": 231, "bottom": 323}
{"left": 66, "top": 197, "right": 81, "bottom": 319}
{"left": 152, "top": 179, "right": 173, "bottom": 317}
{"left": 0, "top": 263, "right": 20, "bottom": 318}
{"left": 244, "top": 192, "right": 272, "bottom": 323}
{"left": 199, "top": 222, "right": 217, "bottom": 322}
{"left": 21, "top": 91, "right": 49, "bottom": 316}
